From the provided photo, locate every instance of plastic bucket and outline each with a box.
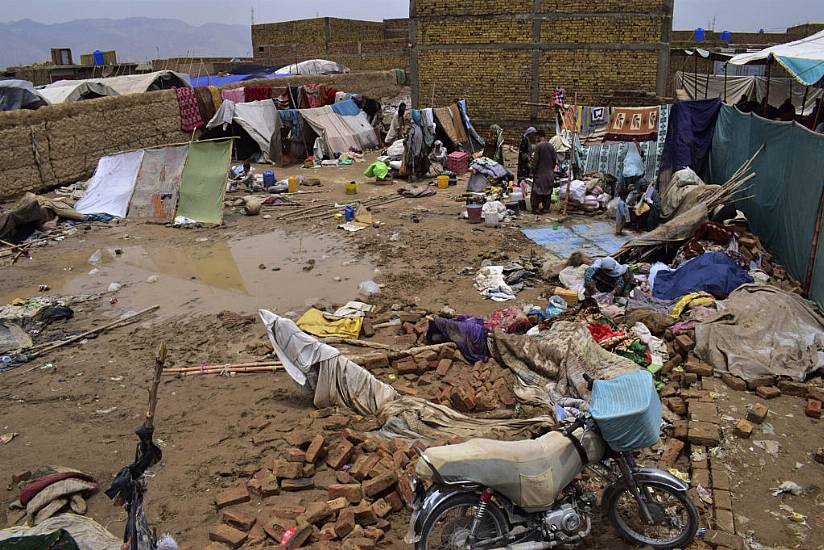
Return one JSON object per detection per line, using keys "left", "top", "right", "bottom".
{"left": 287, "top": 175, "right": 299, "bottom": 193}
{"left": 263, "top": 170, "right": 276, "bottom": 187}
{"left": 437, "top": 175, "right": 449, "bottom": 189}
{"left": 345, "top": 181, "right": 358, "bottom": 195}
{"left": 467, "top": 204, "right": 483, "bottom": 224}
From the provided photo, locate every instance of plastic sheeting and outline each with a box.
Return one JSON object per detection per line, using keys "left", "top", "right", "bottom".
{"left": 274, "top": 59, "right": 350, "bottom": 76}
{"left": 128, "top": 146, "right": 188, "bottom": 222}
{"left": 205, "top": 99, "right": 280, "bottom": 162}
{"left": 652, "top": 251, "right": 752, "bottom": 300}
{"left": 590, "top": 370, "right": 661, "bottom": 452}
{"left": 730, "top": 29, "right": 824, "bottom": 86}
{"left": 45, "top": 70, "right": 190, "bottom": 96}
{"left": 175, "top": 139, "right": 231, "bottom": 225}
{"left": 708, "top": 105, "right": 824, "bottom": 306}
{"left": 0, "top": 80, "right": 47, "bottom": 111}
{"left": 675, "top": 72, "right": 822, "bottom": 115}
{"left": 300, "top": 105, "right": 378, "bottom": 155}
{"left": 260, "top": 310, "right": 554, "bottom": 441}
{"left": 75, "top": 150, "right": 144, "bottom": 218}
{"left": 37, "top": 81, "right": 118, "bottom": 104}
{"left": 695, "top": 284, "right": 824, "bottom": 381}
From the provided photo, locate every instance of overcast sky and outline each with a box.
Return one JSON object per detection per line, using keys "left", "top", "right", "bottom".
{"left": 2, "top": 0, "right": 823, "bottom": 32}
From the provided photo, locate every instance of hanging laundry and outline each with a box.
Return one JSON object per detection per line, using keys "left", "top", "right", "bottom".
{"left": 208, "top": 85, "right": 222, "bottom": 109}
{"left": 244, "top": 83, "right": 272, "bottom": 102}
{"left": 194, "top": 86, "right": 216, "bottom": 121}
{"left": 175, "top": 87, "right": 203, "bottom": 131}
{"left": 221, "top": 87, "right": 245, "bottom": 104}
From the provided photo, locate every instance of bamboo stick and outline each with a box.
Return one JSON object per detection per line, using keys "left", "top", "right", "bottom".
{"left": 163, "top": 365, "right": 281, "bottom": 376}
{"left": 163, "top": 361, "right": 281, "bottom": 373}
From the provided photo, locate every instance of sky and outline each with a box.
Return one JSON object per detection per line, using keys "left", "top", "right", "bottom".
{"left": 1, "top": 0, "right": 823, "bottom": 32}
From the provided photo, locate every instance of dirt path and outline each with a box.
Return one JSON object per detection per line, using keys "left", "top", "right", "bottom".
{"left": 1, "top": 153, "right": 820, "bottom": 549}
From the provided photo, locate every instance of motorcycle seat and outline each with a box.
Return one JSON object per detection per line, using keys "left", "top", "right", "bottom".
{"left": 416, "top": 430, "right": 605, "bottom": 511}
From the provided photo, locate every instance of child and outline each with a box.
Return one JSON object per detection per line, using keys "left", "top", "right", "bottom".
{"left": 615, "top": 187, "right": 631, "bottom": 236}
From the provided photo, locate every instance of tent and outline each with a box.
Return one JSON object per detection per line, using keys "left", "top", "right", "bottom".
{"left": 44, "top": 70, "right": 190, "bottom": 97}
{"left": 300, "top": 101, "right": 379, "bottom": 155}
{"left": 37, "top": 81, "right": 119, "bottom": 104}
{"left": 73, "top": 139, "right": 232, "bottom": 223}
{"left": 274, "top": 59, "right": 349, "bottom": 76}
{"left": 0, "top": 80, "right": 47, "bottom": 111}
{"left": 204, "top": 99, "right": 281, "bottom": 163}
{"left": 729, "top": 30, "right": 824, "bottom": 86}
{"left": 675, "top": 72, "right": 822, "bottom": 115}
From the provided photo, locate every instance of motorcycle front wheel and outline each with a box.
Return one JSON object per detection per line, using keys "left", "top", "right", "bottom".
{"left": 416, "top": 491, "right": 509, "bottom": 550}
{"left": 607, "top": 479, "right": 699, "bottom": 550}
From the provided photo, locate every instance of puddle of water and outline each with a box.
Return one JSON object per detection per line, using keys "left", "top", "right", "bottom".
{"left": 2, "top": 231, "right": 375, "bottom": 317}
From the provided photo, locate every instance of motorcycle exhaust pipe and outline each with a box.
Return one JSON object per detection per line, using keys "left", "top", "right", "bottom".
{"left": 491, "top": 543, "right": 555, "bottom": 550}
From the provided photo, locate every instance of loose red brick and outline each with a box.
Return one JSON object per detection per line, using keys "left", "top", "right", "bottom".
{"left": 323, "top": 415, "right": 351, "bottom": 430}
{"left": 222, "top": 508, "right": 257, "bottom": 531}
{"left": 11, "top": 470, "right": 31, "bottom": 484}
{"left": 385, "top": 491, "right": 403, "bottom": 513}
{"left": 328, "top": 483, "right": 363, "bottom": 503}
{"left": 663, "top": 397, "right": 687, "bottom": 416}
{"left": 746, "top": 375, "right": 775, "bottom": 390}
{"left": 216, "top": 485, "right": 250, "bottom": 509}
{"left": 352, "top": 502, "right": 378, "bottom": 526}
{"left": 281, "top": 478, "right": 315, "bottom": 492}
{"left": 672, "top": 420, "right": 689, "bottom": 440}
{"left": 777, "top": 380, "right": 808, "bottom": 396}
{"left": 756, "top": 386, "right": 781, "bottom": 399}
{"left": 286, "top": 448, "right": 306, "bottom": 462}
{"left": 327, "top": 496, "right": 348, "bottom": 511}
{"left": 208, "top": 524, "right": 248, "bottom": 548}
{"left": 814, "top": 447, "right": 824, "bottom": 464}
{"left": 284, "top": 523, "right": 313, "bottom": 549}
{"left": 733, "top": 418, "right": 753, "bottom": 438}
{"left": 435, "top": 358, "right": 453, "bottom": 377}
{"left": 712, "top": 470, "right": 731, "bottom": 492}
{"left": 270, "top": 503, "right": 305, "bottom": 520}
{"left": 361, "top": 318, "right": 376, "bottom": 338}
{"left": 688, "top": 421, "right": 720, "bottom": 447}
{"left": 297, "top": 501, "right": 333, "bottom": 525}
{"left": 256, "top": 476, "right": 280, "bottom": 497}
{"left": 746, "top": 403, "right": 769, "bottom": 424}
{"left": 273, "top": 459, "right": 305, "bottom": 480}
{"left": 285, "top": 432, "right": 315, "bottom": 448}
{"left": 394, "top": 357, "right": 421, "bottom": 375}
{"left": 806, "top": 399, "right": 822, "bottom": 419}
{"left": 319, "top": 522, "right": 338, "bottom": 540}
{"left": 450, "top": 384, "right": 476, "bottom": 412}
{"left": 721, "top": 373, "right": 747, "bottom": 391}
{"left": 674, "top": 334, "right": 695, "bottom": 355}
{"left": 334, "top": 509, "right": 356, "bottom": 538}
{"left": 658, "top": 438, "right": 685, "bottom": 467}
{"left": 714, "top": 489, "right": 733, "bottom": 511}
{"left": 371, "top": 498, "right": 392, "bottom": 518}
{"left": 715, "top": 508, "right": 736, "bottom": 533}
{"left": 362, "top": 472, "right": 398, "bottom": 498}
{"left": 326, "top": 439, "right": 355, "bottom": 470}
{"left": 684, "top": 357, "right": 713, "bottom": 377}
{"left": 350, "top": 454, "right": 380, "bottom": 481}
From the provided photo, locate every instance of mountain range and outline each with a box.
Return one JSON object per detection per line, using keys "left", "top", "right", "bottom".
{"left": 0, "top": 17, "right": 251, "bottom": 69}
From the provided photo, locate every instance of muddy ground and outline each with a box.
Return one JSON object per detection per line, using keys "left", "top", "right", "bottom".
{"left": 1, "top": 153, "right": 822, "bottom": 549}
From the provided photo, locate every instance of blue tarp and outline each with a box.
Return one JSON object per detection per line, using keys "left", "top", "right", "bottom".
{"left": 330, "top": 99, "right": 361, "bottom": 116}
{"left": 522, "top": 221, "right": 632, "bottom": 259}
{"left": 652, "top": 251, "right": 752, "bottom": 300}
{"left": 591, "top": 370, "right": 661, "bottom": 452}
{"left": 190, "top": 73, "right": 289, "bottom": 87}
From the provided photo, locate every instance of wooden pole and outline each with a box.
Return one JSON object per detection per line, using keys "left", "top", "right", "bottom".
{"left": 145, "top": 342, "right": 167, "bottom": 429}
{"left": 693, "top": 53, "right": 699, "bottom": 99}
{"left": 164, "top": 361, "right": 281, "bottom": 373}
{"left": 765, "top": 56, "right": 773, "bottom": 114}
{"left": 562, "top": 93, "right": 577, "bottom": 216}
{"left": 804, "top": 187, "right": 824, "bottom": 295}
{"left": 723, "top": 62, "right": 728, "bottom": 102}
{"left": 704, "top": 57, "right": 712, "bottom": 99}
{"left": 801, "top": 86, "right": 809, "bottom": 118}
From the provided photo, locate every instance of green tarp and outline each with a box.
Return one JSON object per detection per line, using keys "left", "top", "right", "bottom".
{"left": 175, "top": 139, "right": 232, "bottom": 225}
{"left": 708, "top": 105, "right": 824, "bottom": 306}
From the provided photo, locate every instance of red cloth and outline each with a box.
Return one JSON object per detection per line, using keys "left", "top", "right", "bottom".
{"left": 324, "top": 86, "right": 338, "bottom": 106}
{"left": 244, "top": 84, "right": 272, "bottom": 102}
{"left": 20, "top": 471, "right": 96, "bottom": 506}
{"left": 175, "top": 87, "right": 204, "bottom": 131}
{"left": 300, "top": 84, "right": 324, "bottom": 108}
{"left": 587, "top": 322, "right": 626, "bottom": 345}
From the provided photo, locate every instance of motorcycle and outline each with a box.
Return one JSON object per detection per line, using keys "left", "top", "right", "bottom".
{"left": 404, "top": 371, "right": 699, "bottom": 550}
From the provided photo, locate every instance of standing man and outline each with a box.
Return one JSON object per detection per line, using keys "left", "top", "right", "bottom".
{"left": 531, "top": 130, "right": 556, "bottom": 214}
{"left": 518, "top": 127, "right": 537, "bottom": 180}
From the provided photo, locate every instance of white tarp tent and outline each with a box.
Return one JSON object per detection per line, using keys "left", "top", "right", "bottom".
{"left": 37, "top": 81, "right": 119, "bottom": 104}
{"left": 675, "top": 71, "right": 823, "bottom": 115}
{"left": 300, "top": 105, "right": 379, "bottom": 155}
{"left": 730, "top": 30, "right": 824, "bottom": 86}
{"left": 274, "top": 59, "right": 349, "bottom": 76}
{"left": 0, "top": 80, "right": 47, "bottom": 111}
{"left": 206, "top": 99, "right": 280, "bottom": 163}
{"left": 75, "top": 151, "right": 144, "bottom": 218}
{"left": 44, "top": 70, "right": 190, "bottom": 96}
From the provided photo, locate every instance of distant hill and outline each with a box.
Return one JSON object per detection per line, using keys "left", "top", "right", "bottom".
{"left": 0, "top": 17, "right": 250, "bottom": 69}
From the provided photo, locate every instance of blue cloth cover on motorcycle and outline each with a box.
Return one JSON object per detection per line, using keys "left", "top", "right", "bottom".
{"left": 589, "top": 370, "right": 661, "bottom": 452}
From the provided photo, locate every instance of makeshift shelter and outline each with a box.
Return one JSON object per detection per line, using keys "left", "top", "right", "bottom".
{"left": 675, "top": 72, "right": 822, "bottom": 115}
{"left": 729, "top": 30, "right": 824, "bottom": 87}
{"left": 75, "top": 151, "right": 145, "bottom": 219}
{"left": 708, "top": 105, "right": 824, "bottom": 305}
{"left": 0, "top": 79, "right": 47, "bottom": 111}
{"left": 204, "top": 99, "right": 281, "bottom": 163}
{"left": 432, "top": 102, "right": 485, "bottom": 153}
{"left": 274, "top": 59, "right": 349, "bottom": 76}
{"left": 44, "top": 71, "right": 190, "bottom": 97}
{"left": 37, "top": 81, "right": 119, "bottom": 104}
{"left": 128, "top": 145, "right": 188, "bottom": 222}
{"left": 175, "top": 139, "right": 232, "bottom": 225}
{"left": 300, "top": 100, "right": 379, "bottom": 155}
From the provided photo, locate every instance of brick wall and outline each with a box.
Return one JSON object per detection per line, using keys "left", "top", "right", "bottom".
{"left": 0, "top": 71, "right": 405, "bottom": 201}
{"left": 411, "top": 0, "right": 673, "bottom": 134}
{"left": 252, "top": 17, "right": 410, "bottom": 71}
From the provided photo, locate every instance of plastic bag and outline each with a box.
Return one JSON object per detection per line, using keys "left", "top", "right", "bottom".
{"left": 606, "top": 197, "right": 621, "bottom": 217}
{"left": 358, "top": 280, "right": 381, "bottom": 297}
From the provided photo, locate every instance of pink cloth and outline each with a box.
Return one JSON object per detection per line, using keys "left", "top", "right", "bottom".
{"left": 221, "top": 87, "right": 246, "bottom": 103}
{"left": 175, "top": 87, "right": 204, "bottom": 131}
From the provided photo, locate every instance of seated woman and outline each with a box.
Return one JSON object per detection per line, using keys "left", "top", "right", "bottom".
{"left": 584, "top": 256, "right": 633, "bottom": 297}
{"left": 427, "top": 140, "right": 447, "bottom": 175}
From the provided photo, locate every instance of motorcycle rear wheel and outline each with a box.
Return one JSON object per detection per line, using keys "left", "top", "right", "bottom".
{"left": 416, "top": 491, "right": 509, "bottom": 550}
{"left": 607, "top": 479, "right": 699, "bottom": 550}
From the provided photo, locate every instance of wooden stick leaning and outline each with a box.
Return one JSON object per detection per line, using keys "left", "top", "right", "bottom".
{"left": 145, "top": 342, "right": 167, "bottom": 429}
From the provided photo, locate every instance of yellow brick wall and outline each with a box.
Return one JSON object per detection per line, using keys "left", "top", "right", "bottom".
{"left": 540, "top": 16, "right": 661, "bottom": 44}
{"left": 252, "top": 19, "right": 327, "bottom": 47}
{"left": 418, "top": 19, "right": 532, "bottom": 45}
{"left": 539, "top": 0, "right": 665, "bottom": 11}
{"left": 414, "top": 0, "right": 532, "bottom": 16}
{"left": 330, "top": 18, "right": 385, "bottom": 41}
{"left": 417, "top": 49, "right": 533, "bottom": 119}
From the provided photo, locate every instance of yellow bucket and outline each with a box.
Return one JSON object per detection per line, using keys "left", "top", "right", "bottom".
{"left": 345, "top": 181, "right": 358, "bottom": 195}
{"left": 437, "top": 175, "right": 449, "bottom": 189}
{"left": 287, "top": 175, "right": 299, "bottom": 193}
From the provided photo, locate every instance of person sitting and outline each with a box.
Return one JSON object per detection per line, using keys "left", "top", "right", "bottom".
{"left": 777, "top": 98, "right": 796, "bottom": 121}
{"left": 427, "top": 140, "right": 447, "bottom": 175}
{"left": 584, "top": 256, "right": 632, "bottom": 297}
{"left": 228, "top": 162, "right": 259, "bottom": 193}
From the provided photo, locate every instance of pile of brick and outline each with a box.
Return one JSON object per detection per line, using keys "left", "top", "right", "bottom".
{"left": 206, "top": 423, "right": 445, "bottom": 549}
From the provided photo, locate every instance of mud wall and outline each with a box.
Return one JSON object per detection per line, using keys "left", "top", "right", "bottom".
{"left": 0, "top": 71, "right": 405, "bottom": 201}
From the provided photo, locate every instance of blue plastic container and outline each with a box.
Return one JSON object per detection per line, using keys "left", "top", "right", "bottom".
{"left": 590, "top": 370, "right": 662, "bottom": 452}
{"left": 344, "top": 205, "right": 355, "bottom": 222}
{"left": 262, "top": 170, "right": 276, "bottom": 187}
{"left": 93, "top": 50, "right": 105, "bottom": 65}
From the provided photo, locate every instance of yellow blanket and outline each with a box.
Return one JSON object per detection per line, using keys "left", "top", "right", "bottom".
{"left": 296, "top": 308, "right": 363, "bottom": 339}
